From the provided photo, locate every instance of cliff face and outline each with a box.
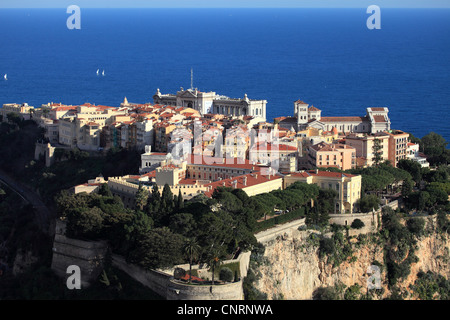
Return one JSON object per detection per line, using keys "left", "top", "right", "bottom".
{"left": 253, "top": 220, "right": 450, "bottom": 300}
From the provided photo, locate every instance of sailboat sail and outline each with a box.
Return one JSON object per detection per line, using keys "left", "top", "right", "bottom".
{"left": 3, "top": 74, "right": 7, "bottom": 80}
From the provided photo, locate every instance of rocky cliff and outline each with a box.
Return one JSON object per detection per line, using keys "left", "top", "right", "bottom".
{"left": 252, "top": 216, "right": 450, "bottom": 300}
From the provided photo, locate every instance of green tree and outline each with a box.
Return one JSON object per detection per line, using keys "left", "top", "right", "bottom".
{"left": 351, "top": 219, "right": 365, "bottom": 229}
{"left": 177, "top": 189, "right": 184, "bottom": 210}
{"left": 397, "top": 159, "right": 422, "bottom": 184}
{"left": 97, "top": 183, "right": 113, "bottom": 197}
{"left": 401, "top": 178, "right": 414, "bottom": 199}
{"left": 421, "top": 132, "right": 449, "bottom": 165}
{"left": 358, "top": 194, "right": 380, "bottom": 213}
{"left": 65, "top": 206, "right": 105, "bottom": 239}
{"left": 344, "top": 284, "right": 362, "bottom": 300}
{"left": 372, "top": 138, "right": 383, "bottom": 167}
{"left": 183, "top": 238, "right": 201, "bottom": 284}
{"left": 407, "top": 218, "right": 425, "bottom": 237}
{"left": 219, "top": 267, "right": 234, "bottom": 283}
{"left": 128, "top": 227, "right": 184, "bottom": 269}
{"left": 124, "top": 210, "right": 153, "bottom": 249}
{"left": 134, "top": 184, "right": 149, "bottom": 211}
{"left": 169, "top": 212, "right": 197, "bottom": 237}
{"left": 206, "top": 248, "right": 223, "bottom": 285}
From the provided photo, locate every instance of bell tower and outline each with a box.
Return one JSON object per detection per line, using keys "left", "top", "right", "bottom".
{"left": 295, "top": 99, "right": 309, "bottom": 129}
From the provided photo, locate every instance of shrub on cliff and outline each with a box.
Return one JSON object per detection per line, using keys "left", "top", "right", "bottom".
{"left": 406, "top": 217, "right": 425, "bottom": 237}
{"left": 351, "top": 219, "right": 365, "bottom": 229}
{"left": 318, "top": 237, "right": 335, "bottom": 257}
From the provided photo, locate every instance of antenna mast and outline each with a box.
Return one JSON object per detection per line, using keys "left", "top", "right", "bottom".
{"left": 190, "top": 68, "right": 193, "bottom": 90}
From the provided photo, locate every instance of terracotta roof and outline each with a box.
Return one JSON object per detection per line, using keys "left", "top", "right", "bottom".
{"left": 279, "top": 117, "right": 297, "bottom": 123}
{"left": 203, "top": 173, "right": 282, "bottom": 197}
{"left": 54, "top": 106, "right": 77, "bottom": 111}
{"left": 373, "top": 115, "right": 387, "bottom": 123}
{"left": 310, "top": 142, "right": 354, "bottom": 152}
{"left": 370, "top": 107, "right": 386, "bottom": 111}
{"left": 320, "top": 116, "right": 367, "bottom": 122}
{"left": 251, "top": 143, "right": 298, "bottom": 152}
{"left": 178, "top": 178, "right": 198, "bottom": 185}
{"left": 186, "top": 155, "right": 260, "bottom": 170}
{"left": 289, "top": 170, "right": 356, "bottom": 179}
{"left": 308, "top": 106, "right": 321, "bottom": 112}
{"left": 141, "top": 170, "right": 156, "bottom": 178}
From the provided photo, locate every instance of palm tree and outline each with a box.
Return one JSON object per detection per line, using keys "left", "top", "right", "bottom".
{"left": 183, "top": 238, "right": 200, "bottom": 284}
{"left": 206, "top": 248, "right": 223, "bottom": 285}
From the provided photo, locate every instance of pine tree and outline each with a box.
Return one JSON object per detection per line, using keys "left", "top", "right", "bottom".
{"left": 372, "top": 138, "right": 383, "bottom": 167}
{"left": 177, "top": 188, "right": 184, "bottom": 210}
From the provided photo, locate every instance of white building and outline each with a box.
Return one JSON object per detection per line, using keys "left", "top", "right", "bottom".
{"left": 407, "top": 142, "right": 430, "bottom": 168}
{"left": 153, "top": 87, "right": 267, "bottom": 121}
{"left": 292, "top": 100, "right": 391, "bottom": 134}
{"left": 139, "top": 145, "right": 172, "bottom": 174}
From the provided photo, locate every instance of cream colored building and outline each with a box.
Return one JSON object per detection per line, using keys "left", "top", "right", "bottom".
{"left": 1, "top": 103, "right": 34, "bottom": 121}
{"left": 58, "top": 103, "right": 129, "bottom": 151}
{"left": 284, "top": 170, "right": 362, "bottom": 213}
{"left": 344, "top": 132, "right": 389, "bottom": 167}
{"left": 308, "top": 142, "right": 356, "bottom": 171}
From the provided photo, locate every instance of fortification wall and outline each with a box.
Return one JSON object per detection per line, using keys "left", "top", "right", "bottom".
{"left": 255, "top": 218, "right": 306, "bottom": 244}
{"left": 51, "top": 233, "right": 108, "bottom": 288}
{"left": 50, "top": 220, "right": 108, "bottom": 288}
{"left": 329, "top": 212, "right": 379, "bottom": 236}
{"left": 111, "top": 254, "right": 244, "bottom": 300}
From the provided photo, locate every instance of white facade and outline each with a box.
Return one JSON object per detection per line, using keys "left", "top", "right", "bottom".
{"left": 407, "top": 143, "right": 430, "bottom": 168}
{"left": 153, "top": 88, "right": 267, "bottom": 121}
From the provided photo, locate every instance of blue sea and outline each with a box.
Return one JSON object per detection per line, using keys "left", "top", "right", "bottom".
{"left": 0, "top": 8, "right": 449, "bottom": 142}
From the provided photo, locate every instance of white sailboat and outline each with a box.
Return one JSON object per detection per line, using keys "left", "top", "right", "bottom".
{"left": 96, "top": 69, "right": 99, "bottom": 75}
{"left": 3, "top": 74, "right": 7, "bottom": 81}
{"left": 102, "top": 70, "right": 105, "bottom": 76}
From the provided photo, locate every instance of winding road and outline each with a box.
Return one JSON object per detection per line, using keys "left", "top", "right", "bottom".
{"left": 0, "top": 169, "right": 54, "bottom": 235}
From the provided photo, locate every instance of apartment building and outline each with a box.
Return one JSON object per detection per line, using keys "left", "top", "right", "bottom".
{"left": 284, "top": 170, "right": 362, "bottom": 213}
{"left": 386, "top": 130, "right": 410, "bottom": 167}
{"left": 308, "top": 142, "right": 356, "bottom": 171}
{"left": 344, "top": 132, "right": 389, "bottom": 167}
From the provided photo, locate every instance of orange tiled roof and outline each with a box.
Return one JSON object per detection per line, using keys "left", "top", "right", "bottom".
{"left": 203, "top": 172, "right": 282, "bottom": 197}
{"left": 373, "top": 115, "right": 387, "bottom": 123}
{"left": 320, "top": 116, "right": 367, "bottom": 122}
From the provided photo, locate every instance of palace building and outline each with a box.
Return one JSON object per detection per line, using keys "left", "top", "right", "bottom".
{"left": 153, "top": 87, "right": 267, "bottom": 121}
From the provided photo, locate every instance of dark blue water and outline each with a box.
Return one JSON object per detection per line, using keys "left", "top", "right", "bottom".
{"left": 0, "top": 8, "right": 449, "bottom": 142}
